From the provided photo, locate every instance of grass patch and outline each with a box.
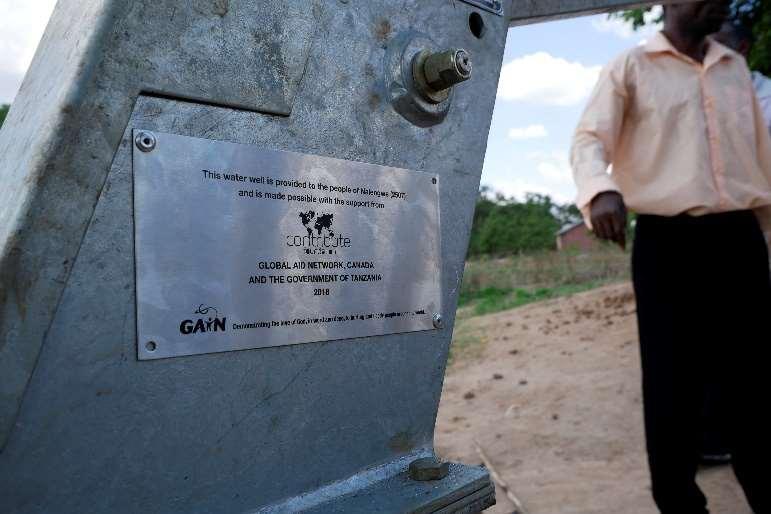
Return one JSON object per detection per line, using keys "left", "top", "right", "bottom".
{"left": 449, "top": 280, "right": 611, "bottom": 365}
{"left": 457, "top": 247, "right": 630, "bottom": 320}
{"left": 458, "top": 280, "right": 608, "bottom": 318}
{"left": 448, "top": 248, "right": 630, "bottom": 364}
{"left": 462, "top": 248, "right": 629, "bottom": 295}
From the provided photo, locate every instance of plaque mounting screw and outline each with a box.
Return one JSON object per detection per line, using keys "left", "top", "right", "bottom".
{"left": 135, "top": 131, "right": 157, "bottom": 152}
{"left": 433, "top": 313, "right": 444, "bottom": 329}
{"left": 145, "top": 341, "right": 157, "bottom": 352}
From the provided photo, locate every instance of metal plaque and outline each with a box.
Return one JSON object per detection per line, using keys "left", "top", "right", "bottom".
{"left": 132, "top": 130, "right": 441, "bottom": 360}
{"left": 458, "top": 0, "right": 503, "bottom": 16}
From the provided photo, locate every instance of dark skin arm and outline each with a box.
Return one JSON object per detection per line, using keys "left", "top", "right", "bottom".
{"left": 590, "top": 191, "right": 627, "bottom": 250}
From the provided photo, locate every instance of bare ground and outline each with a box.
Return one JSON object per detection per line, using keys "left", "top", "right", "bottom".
{"left": 435, "top": 282, "right": 752, "bottom": 514}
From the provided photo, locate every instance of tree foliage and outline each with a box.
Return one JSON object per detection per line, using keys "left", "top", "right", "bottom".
{"left": 0, "top": 104, "right": 9, "bottom": 129}
{"left": 467, "top": 191, "right": 582, "bottom": 257}
{"left": 614, "top": 1, "right": 770, "bottom": 75}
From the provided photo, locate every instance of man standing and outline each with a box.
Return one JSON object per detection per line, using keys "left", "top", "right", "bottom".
{"left": 570, "top": 1, "right": 771, "bottom": 513}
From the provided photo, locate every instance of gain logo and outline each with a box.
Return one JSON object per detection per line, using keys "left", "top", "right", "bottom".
{"left": 179, "top": 304, "right": 226, "bottom": 335}
{"left": 287, "top": 211, "right": 351, "bottom": 252}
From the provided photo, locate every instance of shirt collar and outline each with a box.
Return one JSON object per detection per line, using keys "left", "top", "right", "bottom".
{"left": 644, "top": 31, "right": 735, "bottom": 69}
{"left": 643, "top": 32, "right": 678, "bottom": 55}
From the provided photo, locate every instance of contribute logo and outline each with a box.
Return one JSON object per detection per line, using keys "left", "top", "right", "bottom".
{"left": 179, "top": 305, "right": 226, "bottom": 335}
{"left": 286, "top": 210, "right": 351, "bottom": 250}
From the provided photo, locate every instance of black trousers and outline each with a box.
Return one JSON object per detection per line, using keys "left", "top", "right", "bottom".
{"left": 632, "top": 211, "right": 771, "bottom": 514}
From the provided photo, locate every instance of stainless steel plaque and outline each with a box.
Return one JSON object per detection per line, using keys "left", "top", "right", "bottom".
{"left": 133, "top": 130, "right": 441, "bottom": 360}
{"left": 458, "top": 0, "right": 503, "bottom": 15}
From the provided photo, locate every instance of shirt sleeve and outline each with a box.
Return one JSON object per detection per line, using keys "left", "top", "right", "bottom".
{"left": 570, "top": 53, "right": 628, "bottom": 223}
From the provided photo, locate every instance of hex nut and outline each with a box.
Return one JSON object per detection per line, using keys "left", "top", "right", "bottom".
{"left": 412, "top": 50, "right": 450, "bottom": 104}
{"left": 409, "top": 457, "right": 450, "bottom": 481}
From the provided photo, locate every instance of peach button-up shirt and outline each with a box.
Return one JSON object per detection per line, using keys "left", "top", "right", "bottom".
{"left": 571, "top": 32, "right": 771, "bottom": 244}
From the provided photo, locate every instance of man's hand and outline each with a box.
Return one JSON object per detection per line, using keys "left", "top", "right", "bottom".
{"left": 590, "top": 191, "right": 627, "bottom": 250}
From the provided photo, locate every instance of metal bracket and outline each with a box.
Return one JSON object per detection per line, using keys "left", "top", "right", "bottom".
{"left": 384, "top": 33, "right": 456, "bottom": 128}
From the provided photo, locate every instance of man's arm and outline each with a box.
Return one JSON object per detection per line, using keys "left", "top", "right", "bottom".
{"left": 570, "top": 54, "right": 629, "bottom": 248}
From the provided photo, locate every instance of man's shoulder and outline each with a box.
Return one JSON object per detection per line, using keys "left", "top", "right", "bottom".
{"left": 600, "top": 45, "right": 645, "bottom": 76}
{"left": 607, "top": 39, "right": 673, "bottom": 70}
{"left": 612, "top": 44, "right": 647, "bottom": 64}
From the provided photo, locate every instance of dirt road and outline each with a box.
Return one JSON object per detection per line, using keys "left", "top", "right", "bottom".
{"left": 435, "top": 282, "right": 751, "bottom": 514}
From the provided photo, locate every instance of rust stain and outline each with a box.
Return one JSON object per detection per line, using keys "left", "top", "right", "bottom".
{"left": 374, "top": 19, "right": 392, "bottom": 41}
{"left": 388, "top": 430, "right": 415, "bottom": 453}
{"left": 0, "top": 245, "right": 28, "bottom": 327}
{"left": 212, "top": 0, "right": 229, "bottom": 17}
{"left": 368, "top": 93, "right": 381, "bottom": 110}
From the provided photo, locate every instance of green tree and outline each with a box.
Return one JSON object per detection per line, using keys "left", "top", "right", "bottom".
{"left": 613, "top": 1, "right": 770, "bottom": 75}
{"left": 554, "top": 202, "right": 582, "bottom": 228}
{"left": 468, "top": 188, "right": 497, "bottom": 255}
{"left": 0, "top": 104, "right": 9, "bottom": 129}
{"left": 467, "top": 191, "right": 565, "bottom": 257}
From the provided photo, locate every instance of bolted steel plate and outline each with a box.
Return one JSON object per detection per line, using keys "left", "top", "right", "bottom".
{"left": 132, "top": 130, "right": 441, "bottom": 360}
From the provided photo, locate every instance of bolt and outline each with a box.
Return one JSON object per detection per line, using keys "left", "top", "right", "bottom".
{"left": 409, "top": 457, "right": 450, "bottom": 481}
{"left": 135, "top": 131, "right": 157, "bottom": 152}
{"left": 412, "top": 48, "right": 472, "bottom": 104}
{"left": 455, "top": 49, "right": 472, "bottom": 76}
{"left": 423, "top": 48, "right": 472, "bottom": 91}
{"left": 433, "top": 313, "right": 444, "bottom": 329}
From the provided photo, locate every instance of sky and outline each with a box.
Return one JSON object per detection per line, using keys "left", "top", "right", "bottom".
{"left": 0, "top": 1, "right": 659, "bottom": 206}
{"left": 486, "top": 10, "right": 661, "bottom": 204}
{"left": 0, "top": 0, "right": 58, "bottom": 102}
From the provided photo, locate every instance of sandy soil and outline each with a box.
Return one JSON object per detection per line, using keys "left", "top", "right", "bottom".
{"left": 435, "top": 282, "right": 752, "bottom": 514}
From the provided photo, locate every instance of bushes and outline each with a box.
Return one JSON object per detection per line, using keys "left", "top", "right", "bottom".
{"left": 467, "top": 191, "right": 581, "bottom": 257}
{"left": 456, "top": 248, "right": 631, "bottom": 318}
